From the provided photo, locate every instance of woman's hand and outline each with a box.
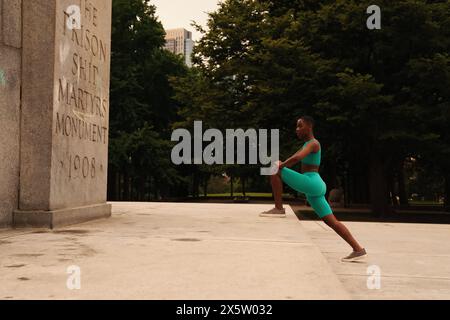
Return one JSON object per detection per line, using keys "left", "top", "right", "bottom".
{"left": 276, "top": 161, "right": 284, "bottom": 170}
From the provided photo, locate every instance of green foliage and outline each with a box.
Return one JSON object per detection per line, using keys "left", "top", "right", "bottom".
{"left": 171, "top": 0, "right": 450, "bottom": 211}
{"left": 109, "top": 0, "right": 189, "bottom": 200}
{"left": 108, "top": 0, "right": 450, "bottom": 208}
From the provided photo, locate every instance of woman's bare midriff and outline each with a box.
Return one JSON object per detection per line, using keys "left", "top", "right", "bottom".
{"left": 301, "top": 164, "right": 319, "bottom": 173}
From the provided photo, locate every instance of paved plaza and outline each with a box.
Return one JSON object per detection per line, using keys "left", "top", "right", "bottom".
{"left": 0, "top": 203, "right": 449, "bottom": 299}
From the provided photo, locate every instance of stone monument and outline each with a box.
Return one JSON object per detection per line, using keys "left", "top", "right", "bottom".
{"left": 0, "top": 0, "right": 112, "bottom": 228}
{"left": 0, "top": 0, "right": 22, "bottom": 228}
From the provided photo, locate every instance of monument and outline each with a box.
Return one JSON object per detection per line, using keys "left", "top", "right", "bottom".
{"left": 0, "top": 0, "right": 112, "bottom": 228}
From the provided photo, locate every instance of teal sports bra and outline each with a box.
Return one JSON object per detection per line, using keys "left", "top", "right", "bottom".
{"left": 301, "top": 139, "right": 321, "bottom": 166}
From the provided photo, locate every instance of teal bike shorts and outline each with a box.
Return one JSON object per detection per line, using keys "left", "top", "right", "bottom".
{"left": 280, "top": 168, "right": 333, "bottom": 218}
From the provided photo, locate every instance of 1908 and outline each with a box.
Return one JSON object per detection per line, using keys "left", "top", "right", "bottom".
{"left": 69, "top": 154, "right": 96, "bottom": 179}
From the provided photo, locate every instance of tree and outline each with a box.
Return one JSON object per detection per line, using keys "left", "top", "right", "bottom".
{"left": 109, "top": 0, "right": 189, "bottom": 200}
{"left": 296, "top": 0, "right": 450, "bottom": 214}
{"left": 172, "top": 0, "right": 450, "bottom": 214}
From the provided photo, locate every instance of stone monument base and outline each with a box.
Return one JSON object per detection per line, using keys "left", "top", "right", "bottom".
{"left": 13, "top": 203, "right": 111, "bottom": 229}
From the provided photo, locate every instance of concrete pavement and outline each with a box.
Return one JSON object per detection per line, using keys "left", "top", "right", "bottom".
{"left": 298, "top": 212, "right": 450, "bottom": 299}
{"left": 1, "top": 202, "right": 449, "bottom": 300}
{"left": 0, "top": 203, "right": 349, "bottom": 300}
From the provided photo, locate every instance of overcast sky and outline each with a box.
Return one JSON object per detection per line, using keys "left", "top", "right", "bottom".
{"left": 151, "top": 0, "right": 221, "bottom": 41}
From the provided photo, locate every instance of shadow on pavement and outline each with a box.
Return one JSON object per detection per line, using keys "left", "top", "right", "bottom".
{"left": 294, "top": 209, "right": 450, "bottom": 224}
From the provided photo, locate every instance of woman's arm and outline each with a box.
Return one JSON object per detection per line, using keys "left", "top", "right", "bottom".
{"left": 279, "top": 141, "right": 319, "bottom": 169}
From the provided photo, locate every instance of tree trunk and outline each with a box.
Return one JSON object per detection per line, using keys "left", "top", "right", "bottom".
{"left": 123, "top": 171, "right": 129, "bottom": 201}
{"left": 349, "top": 163, "right": 369, "bottom": 204}
{"left": 147, "top": 176, "right": 152, "bottom": 201}
{"left": 445, "top": 175, "right": 450, "bottom": 212}
{"left": 230, "top": 175, "right": 234, "bottom": 197}
{"left": 397, "top": 161, "right": 408, "bottom": 206}
{"left": 388, "top": 168, "right": 398, "bottom": 206}
{"left": 242, "top": 176, "right": 246, "bottom": 197}
{"left": 362, "top": 170, "right": 370, "bottom": 204}
{"left": 344, "top": 168, "right": 350, "bottom": 208}
{"left": 118, "top": 173, "right": 123, "bottom": 201}
{"left": 192, "top": 173, "right": 199, "bottom": 198}
{"left": 129, "top": 177, "right": 134, "bottom": 201}
{"left": 154, "top": 178, "right": 159, "bottom": 200}
{"left": 328, "top": 159, "right": 338, "bottom": 190}
{"left": 203, "top": 176, "right": 208, "bottom": 197}
{"left": 116, "top": 172, "right": 120, "bottom": 201}
{"left": 139, "top": 175, "right": 146, "bottom": 201}
{"left": 368, "top": 156, "right": 390, "bottom": 216}
{"left": 107, "top": 167, "right": 116, "bottom": 201}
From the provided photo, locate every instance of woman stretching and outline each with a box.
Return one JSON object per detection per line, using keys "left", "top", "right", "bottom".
{"left": 260, "top": 116, "right": 367, "bottom": 262}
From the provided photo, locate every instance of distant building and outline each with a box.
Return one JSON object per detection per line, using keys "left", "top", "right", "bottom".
{"left": 164, "top": 28, "right": 194, "bottom": 67}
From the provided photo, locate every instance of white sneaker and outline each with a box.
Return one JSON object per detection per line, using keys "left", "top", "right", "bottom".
{"left": 259, "top": 207, "right": 286, "bottom": 218}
